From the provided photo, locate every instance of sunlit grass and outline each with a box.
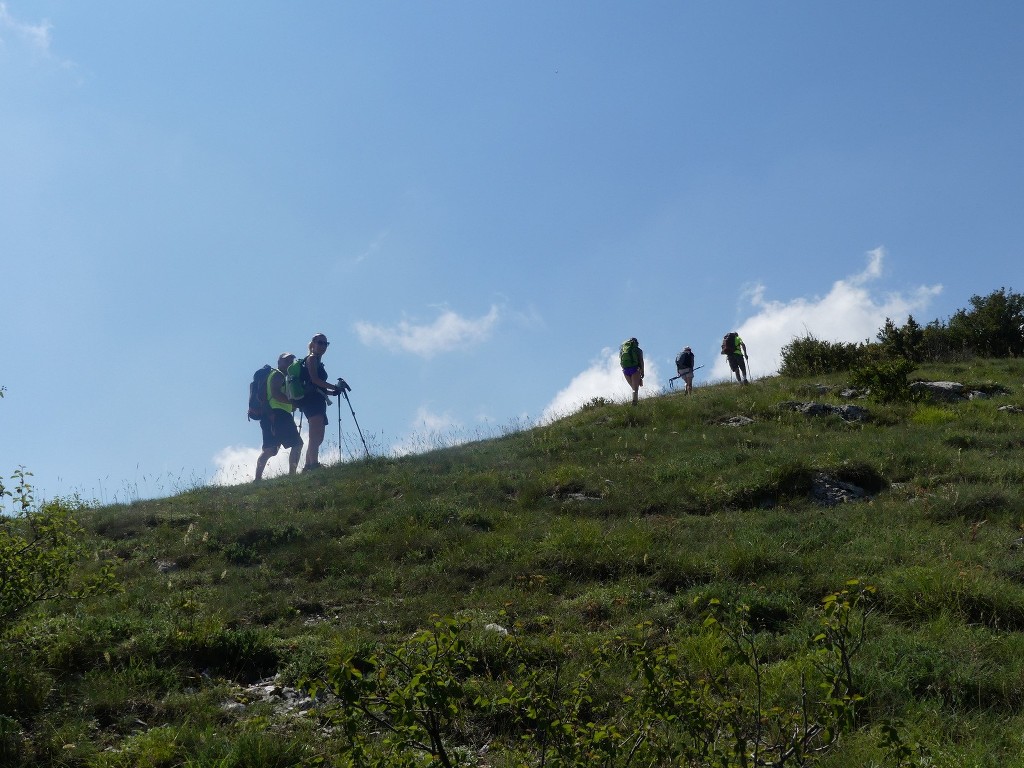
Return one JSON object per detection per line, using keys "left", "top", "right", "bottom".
{"left": 6, "top": 360, "right": 1024, "bottom": 765}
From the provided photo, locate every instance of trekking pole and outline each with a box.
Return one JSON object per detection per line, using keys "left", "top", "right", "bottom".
{"left": 668, "top": 365, "right": 704, "bottom": 388}
{"left": 338, "top": 379, "right": 370, "bottom": 458}
{"left": 336, "top": 393, "right": 345, "bottom": 459}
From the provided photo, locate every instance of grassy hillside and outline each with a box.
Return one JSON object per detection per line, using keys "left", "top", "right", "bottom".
{"left": 6, "top": 358, "right": 1024, "bottom": 766}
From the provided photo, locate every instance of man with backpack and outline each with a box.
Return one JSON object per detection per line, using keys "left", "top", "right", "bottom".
{"left": 721, "top": 332, "right": 749, "bottom": 384}
{"left": 675, "top": 346, "right": 696, "bottom": 395}
{"left": 619, "top": 337, "right": 645, "bottom": 405}
{"left": 254, "top": 353, "right": 304, "bottom": 480}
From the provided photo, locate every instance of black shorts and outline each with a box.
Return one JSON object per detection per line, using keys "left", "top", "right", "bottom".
{"left": 261, "top": 409, "right": 303, "bottom": 450}
{"left": 298, "top": 392, "right": 329, "bottom": 424}
{"left": 727, "top": 353, "right": 746, "bottom": 373}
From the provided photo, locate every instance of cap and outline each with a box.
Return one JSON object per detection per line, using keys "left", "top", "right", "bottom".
{"left": 278, "top": 352, "right": 296, "bottom": 366}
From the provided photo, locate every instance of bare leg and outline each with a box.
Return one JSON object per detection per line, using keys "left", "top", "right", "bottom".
{"left": 629, "top": 371, "right": 643, "bottom": 405}
{"left": 289, "top": 443, "right": 302, "bottom": 474}
{"left": 255, "top": 447, "right": 278, "bottom": 481}
{"left": 306, "top": 415, "right": 325, "bottom": 467}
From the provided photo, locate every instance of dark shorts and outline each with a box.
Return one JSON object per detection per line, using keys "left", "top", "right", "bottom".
{"left": 622, "top": 366, "right": 640, "bottom": 377}
{"left": 298, "top": 392, "right": 329, "bottom": 424}
{"left": 727, "top": 353, "right": 746, "bottom": 373}
{"left": 261, "top": 409, "right": 303, "bottom": 451}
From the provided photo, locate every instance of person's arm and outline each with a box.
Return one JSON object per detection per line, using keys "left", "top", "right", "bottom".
{"left": 305, "top": 357, "right": 338, "bottom": 393}
{"left": 638, "top": 348, "right": 645, "bottom": 377}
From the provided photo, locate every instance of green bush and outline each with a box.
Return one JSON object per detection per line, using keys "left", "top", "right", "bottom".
{"left": 779, "top": 334, "right": 867, "bottom": 377}
{"left": 947, "top": 287, "right": 1024, "bottom": 357}
{"left": 877, "top": 315, "right": 925, "bottom": 362}
{"left": 850, "top": 358, "right": 916, "bottom": 403}
{"left": 0, "top": 469, "right": 117, "bottom": 637}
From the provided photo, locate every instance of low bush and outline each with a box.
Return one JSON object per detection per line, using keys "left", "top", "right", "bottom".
{"left": 850, "top": 358, "right": 916, "bottom": 403}
{"left": 779, "top": 333, "right": 867, "bottom": 377}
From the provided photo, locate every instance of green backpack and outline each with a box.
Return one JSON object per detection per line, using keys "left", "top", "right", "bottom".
{"left": 619, "top": 339, "right": 639, "bottom": 368}
{"left": 285, "top": 357, "right": 307, "bottom": 401}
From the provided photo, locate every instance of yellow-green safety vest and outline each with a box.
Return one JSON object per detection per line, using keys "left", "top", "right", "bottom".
{"left": 267, "top": 369, "right": 293, "bottom": 413}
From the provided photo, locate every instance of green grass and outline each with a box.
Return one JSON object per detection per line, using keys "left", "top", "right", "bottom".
{"left": 5, "top": 358, "right": 1024, "bottom": 765}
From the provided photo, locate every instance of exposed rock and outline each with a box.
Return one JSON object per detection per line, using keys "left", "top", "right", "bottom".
{"left": 224, "top": 675, "right": 321, "bottom": 718}
{"left": 910, "top": 381, "right": 965, "bottom": 402}
{"left": 909, "top": 381, "right": 1010, "bottom": 403}
{"left": 155, "top": 560, "right": 179, "bottom": 574}
{"left": 722, "top": 415, "right": 754, "bottom": 427}
{"left": 839, "top": 388, "right": 867, "bottom": 399}
{"left": 777, "top": 402, "right": 868, "bottom": 422}
{"left": 810, "top": 473, "right": 870, "bottom": 507}
{"left": 557, "top": 492, "right": 602, "bottom": 502}
{"left": 484, "top": 623, "right": 509, "bottom": 636}
{"left": 998, "top": 405, "right": 1024, "bottom": 414}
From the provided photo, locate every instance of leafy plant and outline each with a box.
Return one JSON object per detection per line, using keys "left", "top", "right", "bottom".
{"left": 308, "top": 617, "right": 476, "bottom": 767}
{"left": 0, "top": 469, "right": 117, "bottom": 637}
{"left": 309, "top": 585, "right": 883, "bottom": 767}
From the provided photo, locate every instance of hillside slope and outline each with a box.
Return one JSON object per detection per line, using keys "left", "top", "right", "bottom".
{"left": 6, "top": 358, "right": 1024, "bottom": 766}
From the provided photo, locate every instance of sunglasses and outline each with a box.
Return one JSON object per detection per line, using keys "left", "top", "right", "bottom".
{"left": 314, "top": 339, "right": 330, "bottom": 346}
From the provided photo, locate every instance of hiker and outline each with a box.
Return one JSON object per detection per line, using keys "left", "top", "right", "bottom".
{"left": 295, "top": 332, "right": 345, "bottom": 471}
{"left": 619, "top": 337, "right": 645, "bottom": 405}
{"left": 675, "top": 346, "right": 696, "bottom": 394}
{"left": 721, "top": 331, "right": 749, "bottom": 384}
{"left": 255, "top": 353, "right": 304, "bottom": 480}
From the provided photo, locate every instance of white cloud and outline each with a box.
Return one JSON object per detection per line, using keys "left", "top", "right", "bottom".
{"left": 211, "top": 421, "right": 345, "bottom": 485}
{"left": 355, "top": 305, "right": 500, "bottom": 358}
{"left": 711, "top": 247, "right": 942, "bottom": 379}
{"left": 0, "top": 3, "right": 53, "bottom": 55}
{"left": 541, "top": 347, "right": 662, "bottom": 423}
{"left": 211, "top": 445, "right": 278, "bottom": 486}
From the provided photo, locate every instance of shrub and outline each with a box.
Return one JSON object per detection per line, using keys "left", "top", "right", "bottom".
{"left": 0, "top": 469, "right": 117, "bottom": 637}
{"left": 849, "top": 358, "right": 916, "bottom": 403}
{"left": 307, "top": 584, "right": 883, "bottom": 767}
{"left": 947, "top": 287, "right": 1024, "bottom": 358}
{"left": 779, "top": 334, "right": 867, "bottom": 377}
{"left": 877, "top": 315, "right": 925, "bottom": 362}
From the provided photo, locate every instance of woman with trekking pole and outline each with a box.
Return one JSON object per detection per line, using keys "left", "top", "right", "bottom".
{"left": 296, "top": 332, "right": 344, "bottom": 472}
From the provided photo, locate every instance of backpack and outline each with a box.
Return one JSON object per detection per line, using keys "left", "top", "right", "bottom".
{"left": 619, "top": 339, "right": 639, "bottom": 368}
{"left": 285, "top": 357, "right": 308, "bottom": 401}
{"left": 676, "top": 349, "right": 694, "bottom": 369}
{"left": 247, "top": 365, "right": 273, "bottom": 421}
{"left": 721, "top": 332, "right": 738, "bottom": 355}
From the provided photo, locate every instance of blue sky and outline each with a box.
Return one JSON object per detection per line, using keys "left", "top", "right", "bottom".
{"left": 2, "top": 2, "right": 1022, "bottom": 502}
